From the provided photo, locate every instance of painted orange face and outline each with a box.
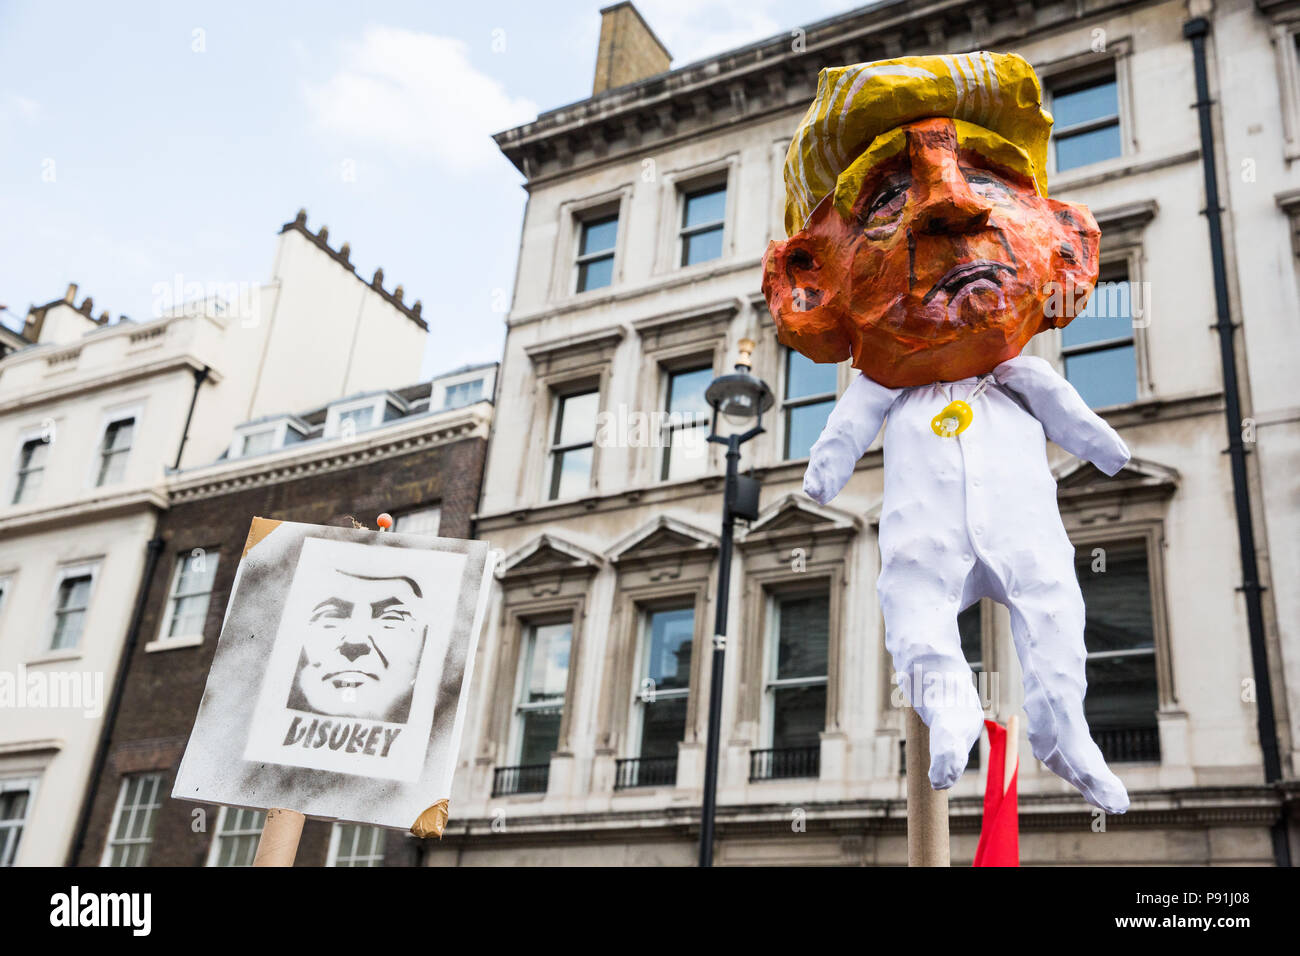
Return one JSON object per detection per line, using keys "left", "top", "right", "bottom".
{"left": 762, "top": 117, "right": 1100, "bottom": 388}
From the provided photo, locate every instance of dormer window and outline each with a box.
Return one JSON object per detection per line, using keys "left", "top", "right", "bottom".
{"left": 443, "top": 378, "right": 484, "bottom": 409}
{"left": 228, "top": 416, "right": 308, "bottom": 459}
{"left": 430, "top": 365, "right": 497, "bottom": 412}
{"left": 240, "top": 429, "right": 277, "bottom": 457}
{"left": 339, "top": 405, "right": 374, "bottom": 432}
{"left": 324, "top": 393, "right": 406, "bottom": 439}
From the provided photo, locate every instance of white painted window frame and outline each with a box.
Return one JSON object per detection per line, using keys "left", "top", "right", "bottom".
{"left": 228, "top": 417, "right": 306, "bottom": 459}
{"left": 44, "top": 559, "right": 100, "bottom": 655}
{"left": 148, "top": 549, "right": 221, "bottom": 651}
{"left": 778, "top": 346, "right": 838, "bottom": 463}
{"left": 546, "top": 386, "right": 600, "bottom": 502}
{"left": 430, "top": 366, "right": 497, "bottom": 411}
{"left": 760, "top": 588, "right": 830, "bottom": 749}
{"left": 8, "top": 422, "right": 53, "bottom": 507}
{"left": 573, "top": 209, "right": 621, "bottom": 295}
{"left": 205, "top": 805, "right": 266, "bottom": 867}
{"left": 393, "top": 505, "right": 441, "bottom": 537}
{"left": 657, "top": 360, "right": 713, "bottom": 483}
{"left": 323, "top": 393, "right": 403, "bottom": 440}
{"left": 327, "top": 822, "right": 386, "bottom": 866}
{"left": 627, "top": 604, "right": 693, "bottom": 759}
{"left": 100, "top": 772, "right": 164, "bottom": 867}
{"left": 1268, "top": 17, "right": 1300, "bottom": 162}
{"left": 508, "top": 619, "right": 571, "bottom": 765}
{"left": 0, "top": 775, "right": 39, "bottom": 868}
{"left": 88, "top": 401, "right": 144, "bottom": 489}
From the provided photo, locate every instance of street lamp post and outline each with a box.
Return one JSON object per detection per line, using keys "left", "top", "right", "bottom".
{"left": 698, "top": 338, "right": 773, "bottom": 867}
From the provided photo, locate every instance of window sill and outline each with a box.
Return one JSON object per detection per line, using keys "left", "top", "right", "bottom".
{"left": 26, "top": 649, "right": 83, "bottom": 665}
{"left": 1050, "top": 147, "right": 1200, "bottom": 193}
{"left": 667, "top": 254, "right": 733, "bottom": 279}
{"left": 145, "top": 634, "right": 204, "bottom": 653}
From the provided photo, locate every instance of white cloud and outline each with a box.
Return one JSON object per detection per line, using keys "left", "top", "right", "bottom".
{"left": 304, "top": 26, "right": 538, "bottom": 171}
{"left": 637, "top": 0, "right": 856, "bottom": 65}
{"left": 0, "top": 92, "right": 40, "bottom": 126}
{"left": 8, "top": 93, "right": 39, "bottom": 118}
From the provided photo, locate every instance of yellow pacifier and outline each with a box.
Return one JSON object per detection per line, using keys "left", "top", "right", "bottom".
{"left": 930, "top": 400, "right": 973, "bottom": 437}
{"left": 930, "top": 376, "right": 994, "bottom": 438}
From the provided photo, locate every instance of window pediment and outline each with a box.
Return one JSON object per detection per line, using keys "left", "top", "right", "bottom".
{"left": 607, "top": 516, "right": 717, "bottom": 576}
{"left": 1054, "top": 456, "right": 1178, "bottom": 499}
{"left": 738, "top": 493, "right": 858, "bottom": 560}
{"left": 498, "top": 534, "right": 602, "bottom": 598}
{"left": 524, "top": 327, "right": 625, "bottom": 378}
{"left": 1054, "top": 456, "right": 1178, "bottom": 526}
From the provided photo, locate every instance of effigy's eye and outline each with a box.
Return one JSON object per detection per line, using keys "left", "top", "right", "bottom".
{"left": 865, "top": 180, "right": 908, "bottom": 223}
{"left": 964, "top": 170, "right": 1012, "bottom": 201}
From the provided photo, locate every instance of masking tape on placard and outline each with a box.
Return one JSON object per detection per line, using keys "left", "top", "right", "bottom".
{"left": 241, "top": 517, "right": 283, "bottom": 558}
{"left": 410, "top": 799, "right": 449, "bottom": 839}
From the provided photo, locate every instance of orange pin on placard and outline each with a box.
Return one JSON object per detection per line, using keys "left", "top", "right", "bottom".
{"left": 376, "top": 513, "right": 394, "bottom": 532}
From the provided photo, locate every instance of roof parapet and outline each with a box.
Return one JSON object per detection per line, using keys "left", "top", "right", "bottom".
{"left": 280, "top": 208, "right": 428, "bottom": 330}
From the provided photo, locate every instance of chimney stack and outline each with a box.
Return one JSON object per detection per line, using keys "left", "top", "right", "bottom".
{"left": 65, "top": 283, "right": 78, "bottom": 303}
{"left": 593, "top": 2, "right": 671, "bottom": 96}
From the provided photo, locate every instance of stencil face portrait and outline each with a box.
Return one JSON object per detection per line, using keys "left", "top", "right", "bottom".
{"left": 290, "top": 566, "right": 428, "bottom": 723}
{"left": 763, "top": 117, "right": 1100, "bottom": 387}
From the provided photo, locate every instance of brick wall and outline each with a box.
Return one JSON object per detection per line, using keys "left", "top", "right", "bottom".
{"left": 74, "top": 433, "right": 486, "bottom": 867}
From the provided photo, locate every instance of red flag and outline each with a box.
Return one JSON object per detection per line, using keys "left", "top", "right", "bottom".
{"left": 973, "top": 718, "right": 1019, "bottom": 866}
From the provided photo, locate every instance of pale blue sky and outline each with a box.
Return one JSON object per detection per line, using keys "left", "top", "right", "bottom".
{"left": 0, "top": 0, "right": 853, "bottom": 380}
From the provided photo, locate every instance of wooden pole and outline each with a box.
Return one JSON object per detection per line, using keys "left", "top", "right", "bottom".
{"left": 905, "top": 707, "right": 950, "bottom": 866}
{"left": 1003, "top": 714, "right": 1019, "bottom": 795}
{"left": 252, "top": 808, "right": 305, "bottom": 867}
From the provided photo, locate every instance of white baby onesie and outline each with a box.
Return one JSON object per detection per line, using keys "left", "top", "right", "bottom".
{"left": 803, "top": 354, "right": 1132, "bottom": 813}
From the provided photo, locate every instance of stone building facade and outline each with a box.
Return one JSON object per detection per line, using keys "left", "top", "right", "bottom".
{"left": 433, "top": 0, "right": 1300, "bottom": 865}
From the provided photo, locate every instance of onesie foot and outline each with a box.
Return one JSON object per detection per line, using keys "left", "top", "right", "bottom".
{"left": 926, "top": 717, "right": 981, "bottom": 790}
{"left": 1040, "top": 743, "right": 1130, "bottom": 814}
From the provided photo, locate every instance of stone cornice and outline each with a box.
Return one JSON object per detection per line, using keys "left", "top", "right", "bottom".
{"left": 168, "top": 403, "right": 492, "bottom": 504}
{"left": 508, "top": 256, "right": 762, "bottom": 329}
{"left": 479, "top": 389, "right": 1222, "bottom": 533}
{"left": 427, "top": 784, "right": 1288, "bottom": 845}
{"left": 0, "top": 487, "right": 167, "bottom": 537}
{"left": 1258, "top": 0, "right": 1300, "bottom": 20}
{"left": 493, "top": 0, "right": 1153, "bottom": 183}
{"left": 0, "top": 738, "right": 64, "bottom": 757}
{"left": 0, "top": 352, "right": 220, "bottom": 416}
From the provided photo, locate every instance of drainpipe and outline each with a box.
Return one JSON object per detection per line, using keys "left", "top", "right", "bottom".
{"left": 1184, "top": 16, "right": 1290, "bottom": 867}
{"left": 67, "top": 534, "right": 165, "bottom": 865}
{"left": 173, "top": 365, "right": 210, "bottom": 470}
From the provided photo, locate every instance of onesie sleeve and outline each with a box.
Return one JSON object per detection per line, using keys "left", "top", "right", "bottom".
{"left": 803, "top": 372, "right": 900, "bottom": 504}
{"left": 992, "top": 355, "right": 1131, "bottom": 476}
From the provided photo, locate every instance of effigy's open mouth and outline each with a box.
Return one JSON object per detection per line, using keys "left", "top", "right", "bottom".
{"left": 923, "top": 259, "right": 1016, "bottom": 304}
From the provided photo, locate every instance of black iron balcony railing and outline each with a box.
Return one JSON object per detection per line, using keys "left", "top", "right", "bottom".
{"left": 896, "top": 739, "right": 979, "bottom": 773}
{"left": 492, "top": 763, "right": 550, "bottom": 797}
{"left": 749, "top": 745, "right": 820, "bottom": 781}
{"left": 1093, "top": 725, "right": 1160, "bottom": 763}
{"left": 614, "top": 755, "right": 678, "bottom": 790}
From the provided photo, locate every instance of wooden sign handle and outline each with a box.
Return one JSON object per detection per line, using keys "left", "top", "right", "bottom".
{"left": 252, "top": 808, "right": 305, "bottom": 867}
{"left": 1003, "top": 714, "right": 1019, "bottom": 794}
{"left": 905, "top": 707, "right": 951, "bottom": 866}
